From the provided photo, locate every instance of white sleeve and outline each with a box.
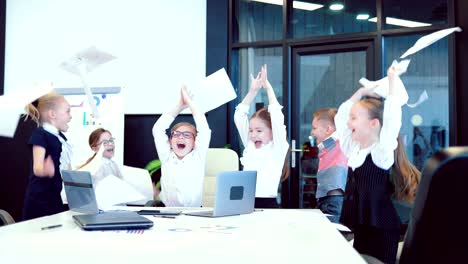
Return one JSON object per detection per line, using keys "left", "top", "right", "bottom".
{"left": 234, "top": 104, "right": 251, "bottom": 147}
{"left": 334, "top": 100, "right": 356, "bottom": 157}
{"left": 372, "top": 95, "right": 401, "bottom": 169}
{"left": 193, "top": 113, "right": 212, "bottom": 158}
{"left": 152, "top": 113, "right": 174, "bottom": 162}
{"left": 268, "top": 103, "right": 289, "bottom": 156}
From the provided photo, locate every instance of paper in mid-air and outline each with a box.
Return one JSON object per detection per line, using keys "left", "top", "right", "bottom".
{"left": 0, "top": 83, "right": 54, "bottom": 138}
{"left": 359, "top": 60, "right": 410, "bottom": 106}
{"left": 400, "top": 27, "right": 462, "bottom": 59}
{"left": 60, "top": 46, "right": 116, "bottom": 119}
{"left": 186, "top": 68, "right": 237, "bottom": 114}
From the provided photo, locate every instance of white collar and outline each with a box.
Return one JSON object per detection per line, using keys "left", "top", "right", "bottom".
{"left": 42, "top": 122, "right": 59, "bottom": 136}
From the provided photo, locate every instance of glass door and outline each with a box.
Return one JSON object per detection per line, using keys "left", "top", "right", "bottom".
{"left": 289, "top": 41, "right": 374, "bottom": 208}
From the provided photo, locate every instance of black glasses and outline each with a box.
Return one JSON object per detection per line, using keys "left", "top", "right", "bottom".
{"left": 100, "top": 138, "right": 115, "bottom": 146}
{"left": 171, "top": 131, "right": 194, "bottom": 139}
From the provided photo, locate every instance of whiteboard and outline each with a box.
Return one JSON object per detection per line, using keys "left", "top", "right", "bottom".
{"left": 4, "top": 0, "right": 206, "bottom": 114}
{"left": 57, "top": 87, "right": 124, "bottom": 168}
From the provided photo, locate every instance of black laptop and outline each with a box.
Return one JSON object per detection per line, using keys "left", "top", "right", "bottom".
{"left": 61, "top": 170, "right": 154, "bottom": 231}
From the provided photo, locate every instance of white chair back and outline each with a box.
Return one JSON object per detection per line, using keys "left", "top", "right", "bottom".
{"left": 203, "top": 148, "right": 239, "bottom": 207}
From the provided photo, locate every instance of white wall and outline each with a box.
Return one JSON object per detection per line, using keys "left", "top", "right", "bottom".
{"left": 4, "top": 0, "right": 206, "bottom": 114}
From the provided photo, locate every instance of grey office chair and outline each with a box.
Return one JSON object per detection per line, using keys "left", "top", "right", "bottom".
{"left": 0, "top": 209, "right": 15, "bottom": 226}
{"left": 399, "top": 147, "right": 468, "bottom": 263}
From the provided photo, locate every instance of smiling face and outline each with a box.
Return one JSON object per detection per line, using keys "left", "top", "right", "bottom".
{"left": 249, "top": 117, "right": 273, "bottom": 149}
{"left": 92, "top": 131, "right": 115, "bottom": 159}
{"left": 50, "top": 97, "right": 72, "bottom": 132}
{"left": 311, "top": 117, "right": 332, "bottom": 145}
{"left": 347, "top": 102, "right": 380, "bottom": 146}
{"left": 170, "top": 124, "right": 196, "bottom": 159}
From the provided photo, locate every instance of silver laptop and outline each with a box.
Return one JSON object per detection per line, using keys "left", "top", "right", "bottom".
{"left": 185, "top": 171, "right": 257, "bottom": 218}
{"left": 61, "top": 170, "right": 153, "bottom": 230}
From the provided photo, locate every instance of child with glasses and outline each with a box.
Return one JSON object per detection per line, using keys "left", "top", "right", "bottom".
{"left": 77, "top": 128, "right": 123, "bottom": 184}
{"left": 152, "top": 86, "right": 211, "bottom": 207}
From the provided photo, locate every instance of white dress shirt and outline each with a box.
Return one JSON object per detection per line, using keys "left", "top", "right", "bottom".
{"left": 234, "top": 103, "right": 289, "bottom": 198}
{"left": 334, "top": 95, "right": 402, "bottom": 171}
{"left": 152, "top": 113, "right": 211, "bottom": 207}
{"left": 93, "top": 157, "right": 124, "bottom": 184}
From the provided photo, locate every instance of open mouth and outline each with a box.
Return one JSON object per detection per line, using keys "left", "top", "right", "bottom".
{"left": 177, "top": 143, "right": 186, "bottom": 150}
{"left": 254, "top": 140, "right": 262, "bottom": 148}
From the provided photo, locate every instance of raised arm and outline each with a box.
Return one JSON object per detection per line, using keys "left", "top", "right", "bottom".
{"left": 153, "top": 86, "right": 187, "bottom": 161}
{"left": 183, "top": 86, "right": 211, "bottom": 155}
{"left": 260, "top": 64, "right": 280, "bottom": 106}
{"left": 240, "top": 70, "right": 263, "bottom": 106}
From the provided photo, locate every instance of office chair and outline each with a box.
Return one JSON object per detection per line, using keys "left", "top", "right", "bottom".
{"left": 0, "top": 209, "right": 15, "bottom": 226}
{"left": 202, "top": 148, "right": 239, "bottom": 207}
{"left": 399, "top": 147, "right": 468, "bottom": 264}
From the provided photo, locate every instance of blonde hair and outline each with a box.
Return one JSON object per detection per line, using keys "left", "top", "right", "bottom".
{"left": 358, "top": 98, "right": 420, "bottom": 202}
{"left": 25, "top": 91, "right": 64, "bottom": 126}
{"left": 313, "top": 107, "right": 337, "bottom": 129}
{"left": 77, "top": 128, "right": 112, "bottom": 170}
{"left": 251, "top": 108, "right": 290, "bottom": 182}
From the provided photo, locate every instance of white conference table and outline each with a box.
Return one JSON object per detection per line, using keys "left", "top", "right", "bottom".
{"left": 0, "top": 208, "right": 365, "bottom": 264}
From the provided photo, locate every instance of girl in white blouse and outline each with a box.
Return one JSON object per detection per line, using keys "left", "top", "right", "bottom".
{"left": 234, "top": 64, "right": 290, "bottom": 208}
{"left": 152, "top": 86, "right": 211, "bottom": 207}
{"left": 335, "top": 66, "right": 420, "bottom": 264}
{"left": 77, "top": 128, "right": 123, "bottom": 184}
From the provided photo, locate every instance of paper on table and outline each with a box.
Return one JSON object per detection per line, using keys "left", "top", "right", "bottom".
{"left": 94, "top": 175, "right": 146, "bottom": 209}
{"left": 331, "top": 223, "right": 351, "bottom": 232}
{"left": 0, "top": 83, "right": 54, "bottom": 138}
{"left": 187, "top": 68, "right": 237, "bottom": 114}
{"left": 400, "top": 27, "right": 462, "bottom": 59}
{"left": 59, "top": 46, "right": 116, "bottom": 119}
{"left": 407, "top": 90, "right": 429, "bottom": 108}
{"left": 359, "top": 60, "right": 410, "bottom": 106}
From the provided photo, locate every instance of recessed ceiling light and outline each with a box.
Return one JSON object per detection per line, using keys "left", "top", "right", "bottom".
{"left": 329, "top": 3, "right": 344, "bottom": 11}
{"left": 356, "top": 14, "right": 370, "bottom": 20}
{"left": 251, "top": 0, "right": 323, "bottom": 11}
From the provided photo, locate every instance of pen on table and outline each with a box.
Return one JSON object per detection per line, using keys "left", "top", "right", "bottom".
{"left": 153, "top": 215, "right": 176, "bottom": 219}
{"left": 41, "top": 224, "right": 63, "bottom": 230}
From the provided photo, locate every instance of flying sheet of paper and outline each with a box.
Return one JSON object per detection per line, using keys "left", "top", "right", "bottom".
{"left": 0, "top": 103, "right": 22, "bottom": 138}
{"left": 187, "top": 68, "right": 237, "bottom": 114}
{"left": 0, "top": 83, "right": 54, "bottom": 138}
{"left": 407, "top": 90, "right": 429, "bottom": 108}
{"left": 94, "top": 175, "right": 146, "bottom": 209}
{"left": 59, "top": 46, "right": 116, "bottom": 119}
{"left": 359, "top": 60, "right": 410, "bottom": 106}
{"left": 400, "top": 27, "right": 462, "bottom": 59}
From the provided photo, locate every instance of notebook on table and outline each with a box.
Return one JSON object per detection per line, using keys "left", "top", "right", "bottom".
{"left": 61, "top": 170, "right": 153, "bottom": 231}
{"left": 185, "top": 170, "right": 257, "bottom": 218}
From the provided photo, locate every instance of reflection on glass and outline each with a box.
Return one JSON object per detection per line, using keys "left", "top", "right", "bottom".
{"left": 232, "top": 47, "right": 283, "bottom": 111}
{"left": 297, "top": 51, "right": 366, "bottom": 142}
{"left": 234, "top": 0, "right": 283, "bottom": 42}
{"left": 290, "top": 0, "right": 376, "bottom": 38}
{"left": 383, "top": 0, "right": 447, "bottom": 29}
{"left": 383, "top": 34, "right": 448, "bottom": 169}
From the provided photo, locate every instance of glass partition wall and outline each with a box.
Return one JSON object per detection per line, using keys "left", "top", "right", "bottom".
{"left": 229, "top": 0, "right": 452, "bottom": 208}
